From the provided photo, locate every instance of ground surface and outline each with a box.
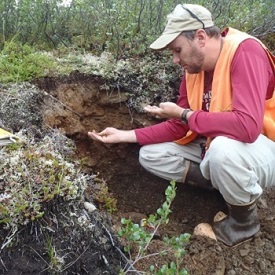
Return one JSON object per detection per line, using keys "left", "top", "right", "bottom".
{"left": 1, "top": 73, "right": 274, "bottom": 274}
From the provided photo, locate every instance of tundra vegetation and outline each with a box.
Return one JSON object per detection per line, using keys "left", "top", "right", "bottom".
{"left": 0, "top": 0, "right": 274, "bottom": 274}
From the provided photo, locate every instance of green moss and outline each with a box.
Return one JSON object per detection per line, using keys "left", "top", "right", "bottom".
{"left": 0, "top": 41, "right": 57, "bottom": 83}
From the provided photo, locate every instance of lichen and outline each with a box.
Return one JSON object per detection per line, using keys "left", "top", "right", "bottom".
{"left": 0, "top": 130, "right": 94, "bottom": 229}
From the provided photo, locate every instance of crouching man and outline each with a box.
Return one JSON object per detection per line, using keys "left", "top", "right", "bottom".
{"left": 89, "top": 4, "right": 275, "bottom": 246}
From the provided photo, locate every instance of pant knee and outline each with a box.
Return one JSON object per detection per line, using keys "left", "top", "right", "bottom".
{"left": 139, "top": 146, "right": 149, "bottom": 169}
{"left": 204, "top": 137, "right": 262, "bottom": 204}
{"left": 138, "top": 144, "right": 187, "bottom": 182}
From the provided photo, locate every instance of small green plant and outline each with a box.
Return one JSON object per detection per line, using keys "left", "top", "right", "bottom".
{"left": 118, "top": 180, "right": 190, "bottom": 274}
{"left": 149, "top": 234, "right": 190, "bottom": 275}
{"left": 86, "top": 176, "right": 117, "bottom": 214}
{"left": 94, "top": 177, "right": 117, "bottom": 213}
{"left": 46, "top": 235, "right": 65, "bottom": 273}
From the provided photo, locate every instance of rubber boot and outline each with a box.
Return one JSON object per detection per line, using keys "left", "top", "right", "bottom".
{"left": 213, "top": 200, "right": 260, "bottom": 247}
{"left": 183, "top": 160, "right": 213, "bottom": 190}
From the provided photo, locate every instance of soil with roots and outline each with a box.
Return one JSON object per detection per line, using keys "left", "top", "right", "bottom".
{"left": 1, "top": 72, "right": 275, "bottom": 275}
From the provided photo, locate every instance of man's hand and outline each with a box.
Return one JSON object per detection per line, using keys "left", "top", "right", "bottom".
{"left": 144, "top": 102, "right": 183, "bottom": 119}
{"left": 88, "top": 128, "right": 137, "bottom": 144}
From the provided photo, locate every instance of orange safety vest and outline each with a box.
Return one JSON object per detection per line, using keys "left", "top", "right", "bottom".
{"left": 175, "top": 27, "right": 275, "bottom": 146}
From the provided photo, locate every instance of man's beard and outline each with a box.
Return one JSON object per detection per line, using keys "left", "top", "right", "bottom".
{"left": 185, "top": 48, "right": 204, "bottom": 74}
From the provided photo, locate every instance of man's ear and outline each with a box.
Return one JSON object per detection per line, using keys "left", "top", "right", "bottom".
{"left": 195, "top": 29, "right": 207, "bottom": 47}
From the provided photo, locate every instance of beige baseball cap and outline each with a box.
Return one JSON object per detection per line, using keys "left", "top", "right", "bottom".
{"left": 150, "top": 4, "right": 214, "bottom": 50}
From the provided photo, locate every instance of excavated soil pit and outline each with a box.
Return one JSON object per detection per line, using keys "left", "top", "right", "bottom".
{"left": 36, "top": 73, "right": 275, "bottom": 275}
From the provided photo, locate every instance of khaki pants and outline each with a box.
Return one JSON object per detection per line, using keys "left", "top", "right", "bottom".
{"left": 139, "top": 134, "right": 275, "bottom": 205}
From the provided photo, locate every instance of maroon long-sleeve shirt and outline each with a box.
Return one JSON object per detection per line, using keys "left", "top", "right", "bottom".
{"left": 135, "top": 38, "right": 274, "bottom": 145}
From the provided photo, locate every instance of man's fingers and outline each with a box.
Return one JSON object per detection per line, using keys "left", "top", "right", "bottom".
{"left": 144, "top": 106, "right": 152, "bottom": 112}
{"left": 88, "top": 131, "right": 95, "bottom": 137}
{"left": 144, "top": 105, "right": 160, "bottom": 114}
{"left": 88, "top": 131, "right": 102, "bottom": 140}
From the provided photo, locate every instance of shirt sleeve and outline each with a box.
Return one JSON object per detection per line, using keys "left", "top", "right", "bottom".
{"left": 135, "top": 76, "right": 190, "bottom": 145}
{"left": 188, "top": 39, "right": 273, "bottom": 143}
